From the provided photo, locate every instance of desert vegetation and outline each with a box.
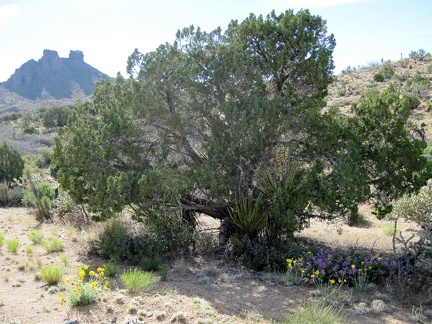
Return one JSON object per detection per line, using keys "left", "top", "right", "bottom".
{"left": 0, "top": 8, "right": 432, "bottom": 324}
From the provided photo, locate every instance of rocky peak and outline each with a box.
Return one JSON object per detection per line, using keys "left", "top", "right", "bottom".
{"left": 1, "top": 50, "right": 111, "bottom": 100}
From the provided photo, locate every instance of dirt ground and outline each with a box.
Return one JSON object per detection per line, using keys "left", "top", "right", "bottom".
{"left": 0, "top": 206, "right": 428, "bottom": 324}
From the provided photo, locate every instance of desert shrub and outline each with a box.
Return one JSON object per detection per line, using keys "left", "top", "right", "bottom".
{"left": 35, "top": 147, "right": 53, "bottom": 168}
{"left": 402, "top": 93, "right": 421, "bottom": 110}
{"left": 0, "top": 181, "right": 23, "bottom": 206}
{"left": 43, "top": 237, "right": 64, "bottom": 252}
{"left": 428, "top": 63, "right": 432, "bottom": 73}
{"left": 91, "top": 218, "right": 132, "bottom": 261}
{"left": 40, "top": 264, "right": 63, "bottom": 285}
{"left": 286, "top": 247, "right": 390, "bottom": 286}
{"left": 7, "top": 238, "right": 19, "bottom": 253}
{"left": 120, "top": 269, "right": 157, "bottom": 292}
{"left": 0, "top": 142, "right": 24, "bottom": 184}
{"left": 22, "top": 174, "right": 55, "bottom": 221}
{"left": 43, "top": 106, "right": 71, "bottom": 128}
{"left": 393, "top": 179, "right": 432, "bottom": 274}
{"left": 360, "top": 88, "right": 379, "bottom": 99}
{"left": 380, "top": 63, "right": 394, "bottom": 79}
{"left": 103, "top": 262, "right": 117, "bottom": 278}
{"left": 282, "top": 302, "right": 345, "bottom": 324}
{"left": 228, "top": 235, "right": 289, "bottom": 272}
{"left": 27, "top": 229, "right": 44, "bottom": 244}
{"left": 0, "top": 230, "right": 4, "bottom": 248}
{"left": 373, "top": 73, "right": 384, "bottom": 82}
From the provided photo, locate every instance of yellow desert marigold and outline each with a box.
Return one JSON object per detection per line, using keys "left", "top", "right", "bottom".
{"left": 83, "top": 265, "right": 89, "bottom": 270}
{"left": 91, "top": 281, "right": 98, "bottom": 288}
{"left": 97, "top": 267, "right": 104, "bottom": 273}
{"left": 89, "top": 271, "right": 96, "bottom": 277}
{"left": 329, "top": 279, "right": 336, "bottom": 285}
{"left": 65, "top": 278, "right": 72, "bottom": 283}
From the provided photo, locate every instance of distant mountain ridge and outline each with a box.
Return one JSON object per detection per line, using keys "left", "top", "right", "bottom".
{"left": 1, "top": 49, "right": 111, "bottom": 100}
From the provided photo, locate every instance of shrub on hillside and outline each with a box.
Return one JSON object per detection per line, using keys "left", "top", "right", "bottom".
{"left": 373, "top": 73, "right": 384, "bottom": 82}
{"left": 0, "top": 142, "right": 24, "bottom": 185}
{"left": 402, "top": 93, "right": 421, "bottom": 110}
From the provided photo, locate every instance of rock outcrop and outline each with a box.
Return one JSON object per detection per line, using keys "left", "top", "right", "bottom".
{"left": 1, "top": 50, "right": 111, "bottom": 100}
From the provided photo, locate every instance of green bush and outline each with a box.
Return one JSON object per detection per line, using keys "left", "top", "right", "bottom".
{"left": 7, "top": 238, "right": 19, "bottom": 253}
{"left": 22, "top": 181, "right": 55, "bottom": 206}
{"left": 91, "top": 218, "right": 131, "bottom": 261}
{"left": 27, "top": 229, "right": 44, "bottom": 244}
{"left": 402, "top": 93, "right": 421, "bottom": 110}
{"left": 373, "top": 73, "right": 384, "bottom": 82}
{"left": 427, "top": 63, "right": 432, "bottom": 73}
{"left": 43, "top": 106, "right": 71, "bottom": 128}
{"left": 0, "top": 142, "right": 24, "bottom": 185}
{"left": 43, "top": 237, "right": 64, "bottom": 252}
{"left": 0, "top": 230, "right": 4, "bottom": 248}
{"left": 120, "top": 269, "right": 157, "bottom": 292}
{"left": 40, "top": 265, "right": 63, "bottom": 285}
{"left": 380, "top": 63, "right": 394, "bottom": 79}
{"left": 35, "top": 147, "right": 53, "bottom": 168}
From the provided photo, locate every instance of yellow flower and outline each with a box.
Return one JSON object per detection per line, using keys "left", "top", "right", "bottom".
{"left": 368, "top": 266, "right": 372, "bottom": 270}
{"left": 311, "top": 274, "right": 315, "bottom": 279}
{"left": 329, "top": 279, "right": 336, "bottom": 285}
{"left": 343, "top": 279, "right": 347, "bottom": 283}
{"left": 100, "top": 272, "right": 105, "bottom": 277}
{"left": 103, "top": 286, "right": 109, "bottom": 291}
{"left": 65, "top": 278, "right": 72, "bottom": 283}
{"left": 83, "top": 265, "right": 89, "bottom": 270}
{"left": 73, "top": 288, "right": 77, "bottom": 293}
{"left": 91, "top": 281, "right": 98, "bottom": 288}
{"left": 351, "top": 265, "right": 356, "bottom": 269}
{"left": 286, "top": 259, "right": 292, "bottom": 263}
{"left": 306, "top": 251, "right": 312, "bottom": 255}
{"left": 89, "top": 271, "right": 96, "bottom": 277}
{"left": 315, "top": 270, "right": 320, "bottom": 275}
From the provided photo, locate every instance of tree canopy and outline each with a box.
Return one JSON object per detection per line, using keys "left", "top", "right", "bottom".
{"left": 52, "top": 9, "right": 431, "bottom": 242}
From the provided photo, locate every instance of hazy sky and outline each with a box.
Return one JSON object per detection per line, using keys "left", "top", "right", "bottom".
{"left": 0, "top": 0, "right": 431, "bottom": 82}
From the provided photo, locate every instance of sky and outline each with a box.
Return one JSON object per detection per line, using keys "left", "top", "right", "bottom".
{"left": 0, "top": 0, "right": 431, "bottom": 82}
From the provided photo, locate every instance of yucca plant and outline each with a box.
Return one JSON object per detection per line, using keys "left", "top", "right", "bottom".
{"left": 228, "top": 196, "right": 268, "bottom": 239}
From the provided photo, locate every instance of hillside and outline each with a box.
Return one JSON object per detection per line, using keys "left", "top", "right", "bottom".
{"left": 1, "top": 49, "right": 111, "bottom": 101}
{"left": 326, "top": 57, "right": 432, "bottom": 143}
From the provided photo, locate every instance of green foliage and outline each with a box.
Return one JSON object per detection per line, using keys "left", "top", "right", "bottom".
{"left": 120, "top": 269, "right": 158, "bottom": 292}
{"left": 43, "top": 237, "right": 64, "bottom": 252}
{"left": 91, "top": 219, "right": 131, "bottom": 261}
{"left": 7, "top": 238, "right": 19, "bottom": 253}
{"left": 40, "top": 265, "right": 63, "bottom": 285}
{"left": 380, "top": 62, "right": 394, "bottom": 79}
{"left": 52, "top": 9, "right": 428, "bottom": 249}
{"left": 27, "top": 229, "right": 44, "bottom": 244}
{"left": 427, "top": 63, "right": 432, "bottom": 73}
{"left": 228, "top": 235, "right": 288, "bottom": 272}
{"left": 22, "top": 175, "right": 55, "bottom": 221}
{"left": 393, "top": 179, "right": 432, "bottom": 224}
{"left": 373, "top": 73, "right": 384, "bottom": 82}
{"left": 0, "top": 230, "right": 4, "bottom": 248}
{"left": 35, "top": 147, "right": 53, "bottom": 168}
{"left": 0, "top": 142, "right": 24, "bottom": 185}
{"left": 281, "top": 302, "right": 344, "bottom": 324}
{"left": 402, "top": 93, "right": 421, "bottom": 110}
{"left": 228, "top": 197, "right": 268, "bottom": 239}
{"left": 103, "top": 262, "right": 117, "bottom": 278}
{"left": 42, "top": 106, "right": 71, "bottom": 128}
